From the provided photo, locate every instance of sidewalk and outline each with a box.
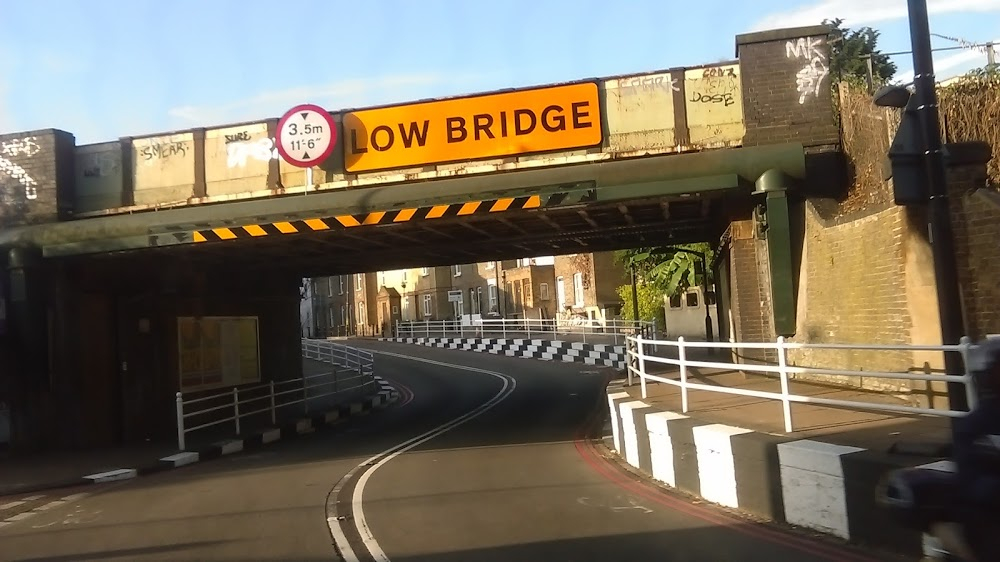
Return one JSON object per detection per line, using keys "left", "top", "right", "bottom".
{"left": 621, "top": 357, "right": 953, "bottom": 454}
{"left": 0, "top": 359, "right": 392, "bottom": 497}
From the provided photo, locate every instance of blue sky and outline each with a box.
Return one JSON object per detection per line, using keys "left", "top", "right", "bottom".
{"left": 1, "top": 0, "right": 998, "bottom": 145}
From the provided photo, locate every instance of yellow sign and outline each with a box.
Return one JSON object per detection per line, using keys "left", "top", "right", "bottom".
{"left": 343, "top": 82, "right": 603, "bottom": 173}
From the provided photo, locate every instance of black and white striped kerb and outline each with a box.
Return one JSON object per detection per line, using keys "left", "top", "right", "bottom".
{"left": 606, "top": 385, "right": 937, "bottom": 558}
{"left": 380, "top": 337, "right": 627, "bottom": 369}
{"left": 53, "top": 378, "right": 400, "bottom": 495}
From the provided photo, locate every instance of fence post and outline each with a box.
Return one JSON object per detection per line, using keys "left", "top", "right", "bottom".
{"left": 502, "top": 320, "right": 507, "bottom": 340}
{"left": 678, "top": 336, "right": 689, "bottom": 413}
{"left": 175, "top": 392, "right": 186, "bottom": 451}
{"left": 527, "top": 319, "right": 532, "bottom": 339}
{"left": 960, "top": 335, "right": 978, "bottom": 411}
{"left": 303, "top": 372, "right": 310, "bottom": 414}
{"left": 638, "top": 336, "right": 648, "bottom": 399}
{"left": 233, "top": 387, "right": 241, "bottom": 435}
{"left": 269, "top": 380, "right": 276, "bottom": 425}
{"left": 776, "top": 336, "right": 793, "bottom": 432}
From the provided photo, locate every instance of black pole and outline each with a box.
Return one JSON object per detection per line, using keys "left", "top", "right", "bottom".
{"left": 907, "top": 0, "right": 969, "bottom": 415}
{"left": 630, "top": 265, "right": 640, "bottom": 324}
{"left": 701, "top": 253, "right": 714, "bottom": 345}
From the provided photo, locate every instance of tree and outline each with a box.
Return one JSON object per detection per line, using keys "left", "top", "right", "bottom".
{"left": 823, "top": 18, "right": 897, "bottom": 85}
{"left": 614, "top": 243, "right": 715, "bottom": 297}
{"left": 617, "top": 284, "right": 666, "bottom": 327}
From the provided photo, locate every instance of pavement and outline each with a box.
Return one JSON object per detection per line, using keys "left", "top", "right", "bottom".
{"left": 0, "top": 340, "right": 902, "bottom": 561}
{"left": 0, "top": 359, "right": 389, "bottom": 498}
{"left": 628, "top": 354, "right": 953, "bottom": 454}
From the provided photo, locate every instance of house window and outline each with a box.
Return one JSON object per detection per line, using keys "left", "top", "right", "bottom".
{"left": 485, "top": 261, "right": 495, "bottom": 270}
{"left": 705, "top": 291, "right": 717, "bottom": 306}
{"left": 453, "top": 264, "right": 462, "bottom": 277}
{"left": 420, "top": 267, "right": 429, "bottom": 277}
{"left": 356, "top": 274, "right": 363, "bottom": 291}
{"left": 556, "top": 277, "right": 566, "bottom": 310}
{"left": 573, "top": 273, "right": 584, "bottom": 307}
{"left": 488, "top": 284, "right": 498, "bottom": 311}
{"left": 328, "top": 307, "right": 335, "bottom": 329}
{"left": 339, "top": 276, "right": 345, "bottom": 295}
{"left": 341, "top": 304, "right": 348, "bottom": 325}
{"left": 327, "top": 278, "right": 334, "bottom": 297}
{"left": 539, "top": 282, "right": 550, "bottom": 301}
{"left": 358, "top": 301, "right": 366, "bottom": 322}
{"left": 392, "top": 305, "right": 399, "bottom": 314}
{"left": 686, "top": 291, "right": 699, "bottom": 308}
{"left": 669, "top": 294, "right": 682, "bottom": 309}
{"left": 422, "top": 294, "right": 432, "bottom": 317}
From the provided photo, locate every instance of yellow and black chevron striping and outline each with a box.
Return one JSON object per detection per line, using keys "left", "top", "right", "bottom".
{"left": 189, "top": 191, "right": 592, "bottom": 243}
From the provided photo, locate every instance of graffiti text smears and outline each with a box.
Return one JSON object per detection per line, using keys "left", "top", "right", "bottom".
{"left": 0, "top": 136, "right": 40, "bottom": 200}
{"left": 786, "top": 37, "right": 829, "bottom": 105}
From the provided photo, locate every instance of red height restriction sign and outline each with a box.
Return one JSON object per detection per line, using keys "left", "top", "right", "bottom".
{"left": 275, "top": 104, "right": 338, "bottom": 168}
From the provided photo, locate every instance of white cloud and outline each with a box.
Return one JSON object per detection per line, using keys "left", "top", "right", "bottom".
{"left": 167, "top": 72, "right": 495, "bottom": 127}
{"left": 752, "top": 0, "right": 1000, "bottom": 31}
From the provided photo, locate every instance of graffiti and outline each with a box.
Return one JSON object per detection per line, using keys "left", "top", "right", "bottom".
{"left": 224, "top": 131, "right": 253, "bottom": 144}
{"left": 617, "top": 75, "right": 679, "bottom": 93}
{"left": 1, "top": 137, "right": 40, "bottom": 157}
{"left": 138, "top": 141, "right": 188, "bottom": 161}
{"left": 0, "top": 136, "right": 39, "bottom": 200}
{"left": 226, "top": 137, "right": 278, "bottom": 168}
{"left": 786, "top": 37, "right": 829, "bottom": 105}
{"left": 80, "top": 152, "right": 121, "bottom": 178}
{"left": 690, "top": 91, "right": 735, "bottom": 106}
{"left": 702, "top": 66, "right": 736, "bottom": 78}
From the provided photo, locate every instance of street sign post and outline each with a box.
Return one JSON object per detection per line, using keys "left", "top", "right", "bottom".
{"left": 275, "top": 103, "right": 337, "bottom": 187}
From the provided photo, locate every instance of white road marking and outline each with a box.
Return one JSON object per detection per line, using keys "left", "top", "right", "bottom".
{"left": 0, "top": 492, "right": 90, "bottom": 530}
{"left": 0, "top": 494, "right": 44, "bottom": 512}
{"left": 327, "top": 350, "right": 517, "bottom": 562}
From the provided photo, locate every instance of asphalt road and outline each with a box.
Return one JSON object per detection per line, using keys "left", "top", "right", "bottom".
{"left": 0, "top": 341, "right": 904, "bottom": 562}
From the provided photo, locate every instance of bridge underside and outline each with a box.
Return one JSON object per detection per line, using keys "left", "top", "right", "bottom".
{"left": 88, "top": 193, "right": 722, "bottom": 276}
{"left": 8, "top": 143, "right": 806, "bottom": 277}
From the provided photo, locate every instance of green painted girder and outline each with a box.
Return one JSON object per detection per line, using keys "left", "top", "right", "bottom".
{"left": 0, "top": 143, "right": 805, "bottom": 257}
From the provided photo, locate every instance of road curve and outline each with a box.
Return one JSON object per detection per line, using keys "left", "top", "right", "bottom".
{"left": 0, "top": 341, "right": 904, "bottom": 561}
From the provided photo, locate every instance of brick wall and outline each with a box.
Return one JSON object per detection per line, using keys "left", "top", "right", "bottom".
{"left": 593, "top": 251, "right": 628, "bottom": 307}
{"left": 553, "top": 254, "right": 591, "bottom": 312}
{"left": 736, "top": 26, "right": 840, "bottom": 148}
{"left": 1, "top": 129, "right": 76, "bottom": 225}
{"left": 786, "top": 203, "right": 915, "bottom": 390}
{"left": 949, "top": 153, "right": 1000, "bottom": 339}
{"left": 727, "top": 219, "right": 775, "bottom": 362}
{"left": 785, "top": 151, "right": 995, "bottom": 402}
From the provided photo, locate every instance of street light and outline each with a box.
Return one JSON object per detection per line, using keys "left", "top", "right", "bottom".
{"left": 875, "top": 0, "right": 969, "bottom": 417}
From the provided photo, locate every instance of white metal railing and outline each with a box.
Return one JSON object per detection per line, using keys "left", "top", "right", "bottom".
{"left": 395, "top": 317, "right": 656, "bottom": 345}
{"left": 173, "top": 339, "right": 375, "bottom": 450}
{"left": 626, "top": 335, "right": 984, "bottom": 433}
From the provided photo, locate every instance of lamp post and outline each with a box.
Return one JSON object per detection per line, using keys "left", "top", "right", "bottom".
{"left": 873, "top": 0, "right": 969, "bottom": 416}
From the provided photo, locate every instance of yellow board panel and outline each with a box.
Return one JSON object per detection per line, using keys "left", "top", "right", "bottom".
{"left": 343, "top": 82, "right": 603, "bottom": 173}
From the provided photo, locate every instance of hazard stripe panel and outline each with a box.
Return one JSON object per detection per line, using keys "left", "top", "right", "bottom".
{"left": 188, "top": 189, "right": 595, "bottom": 243}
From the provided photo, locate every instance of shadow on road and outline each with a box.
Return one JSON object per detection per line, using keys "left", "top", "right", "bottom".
{"left": 8, "top": 540, "right": 236, "bottom": 562}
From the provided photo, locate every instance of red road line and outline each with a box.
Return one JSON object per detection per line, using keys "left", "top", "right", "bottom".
{"left": 572, "top": 397, "right": 882, "bottom": 562}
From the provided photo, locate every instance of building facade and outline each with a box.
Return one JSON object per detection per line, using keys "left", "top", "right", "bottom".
{"left": 303, "top": 252, "right": 632, "bottom": 335}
